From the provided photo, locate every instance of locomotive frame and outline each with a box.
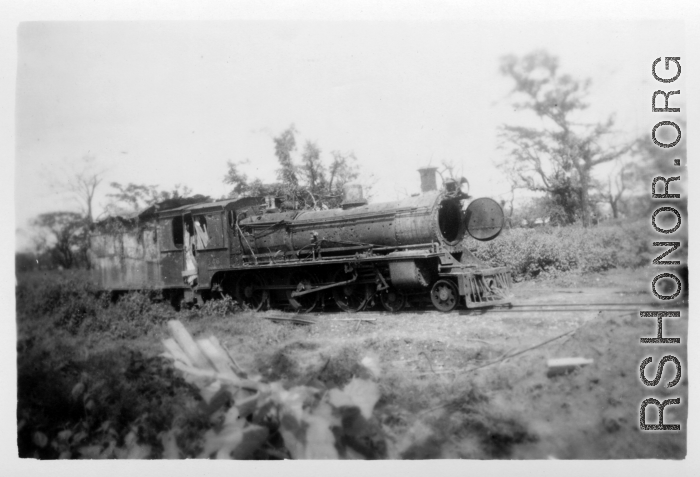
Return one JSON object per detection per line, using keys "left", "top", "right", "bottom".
{"left": 89, "top": 183, "right": 513, "bottom": 313}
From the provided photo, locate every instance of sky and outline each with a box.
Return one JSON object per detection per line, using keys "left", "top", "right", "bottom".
{"left": 13, "top": 16, "right": 685, "bottom": 252}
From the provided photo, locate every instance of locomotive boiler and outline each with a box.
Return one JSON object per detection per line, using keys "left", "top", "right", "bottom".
{"left": 90, "top": 173, "right": 512, "bottom": 313}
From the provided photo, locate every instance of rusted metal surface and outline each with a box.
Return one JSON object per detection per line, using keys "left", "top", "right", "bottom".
{"left": 430, "top": 279, "right": 459, "bottom": 312}
{"left": 388, "top": 259, "right": 433, "bottom": 289}
{"left": 238, "top": 191, "right": 466, "bottom": 258}
{"left": 465, "top": 198, "right": 505, "bottom": 241}
{"left": 90, "top": 223, "right": 162, "bottom": 290}
{"left": 89, "top": 181, "right": 513, "bottom": 310}
{"left": 418, "top": 167, "right": 439, "bottom": 193}
{"left": 92, "top": 197, "right": 266, "bottom": 291}
{"left": 341, "top": 183, "right": 368, "bottom": 209}
{"left": 156, "top": 212, "right": 185, "bottom": 288}
{"left": 461, "top": 269, "right": 513, "bottom": 308}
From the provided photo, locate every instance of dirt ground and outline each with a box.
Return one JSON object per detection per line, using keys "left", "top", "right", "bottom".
{"left": 175, "top": 269, "right": 686, "bottom": 459}
{"left": 16, "top": 268, "right": 688, "bottom": 459}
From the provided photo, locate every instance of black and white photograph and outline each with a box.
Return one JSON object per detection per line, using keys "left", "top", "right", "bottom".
{"left": 4, "top": 0, "right": 697, "bottom": 474}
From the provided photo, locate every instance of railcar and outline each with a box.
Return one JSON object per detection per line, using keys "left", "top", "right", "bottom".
{"left": 89, "top": 174, "right": 512, "bottom": 312}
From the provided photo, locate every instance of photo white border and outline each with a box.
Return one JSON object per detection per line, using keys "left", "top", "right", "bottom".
{"left": 2, "top": 1, "right": 698, "bottom": 476}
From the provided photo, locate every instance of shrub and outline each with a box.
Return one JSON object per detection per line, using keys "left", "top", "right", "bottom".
{"left": 15, "top": 272, "right": 180, "bottom": 338}
{"left": 198, "top": 294, "right": 241, "bottom": 317}
{"left": 15, "top": 271, "right": 107, "bottom": 332}
{"left": 469, "top": 221, "right": 652, "bottom": 280}
{"left": 16, "top": 344, "right": 199, "bottom": 459}
{"left": 83, "top": 291, "right": 177, "bottom": 339}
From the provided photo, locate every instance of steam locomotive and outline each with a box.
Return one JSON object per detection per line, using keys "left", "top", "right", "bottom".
{"left": 89, "top": 169, "right": 512, "bottom": 312}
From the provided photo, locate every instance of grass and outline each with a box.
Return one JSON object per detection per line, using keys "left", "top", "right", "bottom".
{"left": 15, "top": 271, "right": 538, "bottom": 458}
{"left": 15, "top": 261, "right": 688, "bottom": 459}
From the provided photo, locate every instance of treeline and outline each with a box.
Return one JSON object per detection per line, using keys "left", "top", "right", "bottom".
{"left": 18, "top": 125, "right": 359, "bottom": 272}
{"left": 497, "top": 50, "right": 685, "bottom": 227}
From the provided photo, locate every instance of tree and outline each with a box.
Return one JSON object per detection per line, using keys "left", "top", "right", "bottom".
{"left": 511, "top": 197, "right": 553, "bottom": 228}
{"left": 104, "top": 182, "right": 202, "bottom": 216}
{"left": 498, "top": 50, "right": 631, "bottom": 226}
{"left": 325, "top": 150, "right": 359, "bottom": 207}
{"left": 52, "top": 154, "right": 104, "bottom": 225}
{"left": 590, "top": 117, "right": 687, "bottom": 221}
{"left": 599, "top": 161, "right": 632, "bottom": 219}
{"left": 32, "top": 211, "right": 87, "bottom": 269}
{"left": 223, "top": 125, "right": 359, "bottom": 210}
{"left": 105, "top": 183, "right": 161, "bottom": 213}
{"left": 41, "top": 153, "right": 109, "bottom": 270}
{"left": 223, "top": 160, "right": 252, "bottom": 198}
{"left": 299, "top": 141, "right": 325, "bottom": 207}
{"left": 274, "top": 125, "right": 299, "bottom": 198}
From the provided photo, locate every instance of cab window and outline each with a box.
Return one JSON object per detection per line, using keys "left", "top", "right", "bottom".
{"left": 172, "top": 217, "right": 184, "bottom": 248}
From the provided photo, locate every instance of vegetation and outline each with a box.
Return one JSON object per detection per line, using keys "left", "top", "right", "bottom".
{"left": 17, "top": 265, "right": 685, "bottom": 460}
{"left": 30, "top": 212, "right": 90, "bottom": 270}
{"left": 21, "top": 125, "right": 361, "bottom": 272}
{"left": 103, "top": 183, "right": 209, "bottom": 216}
{"left": 469, "top": 221, "right": 651, "bottom": 281}
{"left": 14, "top": 269, "right": 539, "bottom": 459}
{"left": 498, "top": 50, "right": 633, "bottom": 226}
{"left": 49, "top": 154, "right": 104, "bottom": 226}
{"left": 224, "top": 124, "right": 360, "bottom": 210}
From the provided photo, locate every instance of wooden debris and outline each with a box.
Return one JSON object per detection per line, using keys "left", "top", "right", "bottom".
{"left": 197, "top": 338, "right": 239, "bottom": 377}
{"left": 208, "top": 335, "right": 245, "bottom": 375}
{"left": 161, "top": 320, "right": 384, "bottom": 459}
{"left": 327, "top": 317, "right": 377, "bottom": 322}
{"left": 414, "top": 329, "right": 578, "bottom": 378}
{"left": 547, "top": 357, "right": 594, "bottom": 378}
{"left": 264, "top": 315, "right": 317, "bottom": 325}
{"left": 263, "top": 314, "right": 379, "bottom": 325}
{"left": 168, "top": 321, "right": 211, "bottom": 369}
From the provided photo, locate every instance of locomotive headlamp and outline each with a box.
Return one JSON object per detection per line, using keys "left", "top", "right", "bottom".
{"left": 444, "top": 178, "right": 458, "bottom": 193}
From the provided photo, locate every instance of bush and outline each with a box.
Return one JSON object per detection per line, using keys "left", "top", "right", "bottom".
{"left": 198, "top": 294, "right": 241, "bottom": 317}
{"left": 16, "top": 344, "right": 200, "bottom": 459}
{"left": 15, "top": 271, "right": 107, "bottom": 332}
{"left": 469, "top": 221, "right": 653, "bottom": 280}
{"left": 83, "top": 291, "right": 177, "bottom": 339}
{"left": 15, "top": 272, "right": 178, "bottom": 338}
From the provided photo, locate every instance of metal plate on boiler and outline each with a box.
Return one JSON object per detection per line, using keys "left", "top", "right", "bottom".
{"left": 465, "top": 198, "right": 504, "bottom": 241}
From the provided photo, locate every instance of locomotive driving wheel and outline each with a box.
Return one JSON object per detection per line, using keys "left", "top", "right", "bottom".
{"left": 332, "top": 268, "right": 373, "bottom": 313}
{"left": 430, "top": 279, "right": 459, "bottom": 312}
{"left": 235, "top": 273, "right": 269, "bottom": 311}
{"left": 380, "top": 288, "right": 406, "bottom": 313}
{"left": 287, "top": 271, "right": 319, "bottom": 313}
{"left": 216, "top": 274, "right": 237, "bottom": 299}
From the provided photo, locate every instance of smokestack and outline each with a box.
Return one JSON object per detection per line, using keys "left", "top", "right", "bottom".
{"left": 418, "top": 167, "right": 438, "bottom": 193}
{"left": 341, "top": 183, "right": 368, "bottom": 209}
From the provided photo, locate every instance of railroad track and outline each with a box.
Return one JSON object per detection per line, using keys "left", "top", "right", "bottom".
{"left": 260, "top": 301, "right": 687, "bottom": 320}
{"left": 460, "top": 301, "right": 684, "bottom": 314}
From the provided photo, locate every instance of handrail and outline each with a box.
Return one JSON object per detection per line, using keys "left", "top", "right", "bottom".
{"left": 235, "top": 222, "right": 257, "bottom": 265}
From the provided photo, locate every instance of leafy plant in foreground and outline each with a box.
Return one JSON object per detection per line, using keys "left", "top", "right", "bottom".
{"left": 161, "top": 320, "right": 385, "bottom": 459}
